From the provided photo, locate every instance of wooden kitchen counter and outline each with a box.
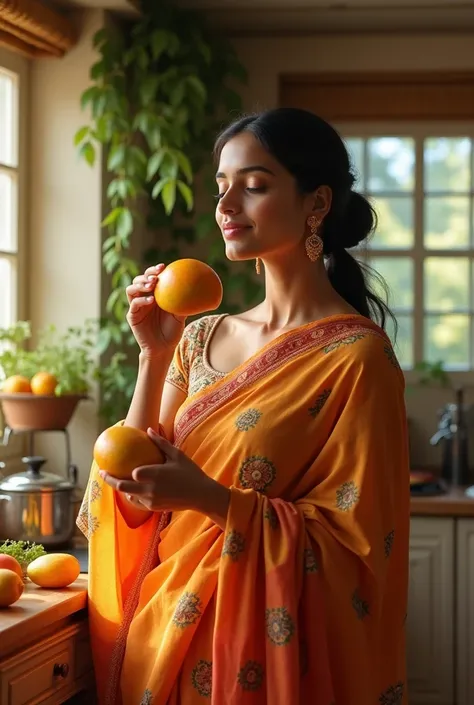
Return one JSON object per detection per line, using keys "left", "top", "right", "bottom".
{"left": 0, "top": 575, "right": 93, "bottom": 704}
{"left": 0, "top": 575, "right": 88, "bottom": 660}
{"left": 410, "top": 485, "right": 474, "bottom": 517}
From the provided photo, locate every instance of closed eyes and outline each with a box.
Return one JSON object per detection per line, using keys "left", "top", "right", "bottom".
{"left": 214, "top": 187, "right": 267, "bottom": 201}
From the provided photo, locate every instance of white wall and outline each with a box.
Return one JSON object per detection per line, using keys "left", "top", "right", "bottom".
{"left": 233, "top": 33, "right": 474, "bottom": 109}
{"left": 29, "top": 9, "right": 105, "bottom": 487}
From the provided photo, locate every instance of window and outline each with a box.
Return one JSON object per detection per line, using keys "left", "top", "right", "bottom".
{"left": 343, "top": 127, "right": 474, "bottom": 371}
{"left": 0, "top": 65, "right": 19, "bottom": 328}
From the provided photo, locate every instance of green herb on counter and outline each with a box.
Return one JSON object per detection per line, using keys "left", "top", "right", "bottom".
{"left": 0, "top": 539, "right": 47, "bottom": 572}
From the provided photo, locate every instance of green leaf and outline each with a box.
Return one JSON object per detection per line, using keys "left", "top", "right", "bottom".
{"left": 91, "top": 91, "right": 107, "bottom": 118}
{"left": 106, "top": 288, "right": 122, "bottom": 313}
{"left": 80, "top": 86, "right": 99, "bottom": 111}
{"left": 137, "top": 46, "right": 149, "bottom": 71}
{"left": 151, "top": 177, "right": 170, "bottom": 200}
{"left": 107, "top": 144, "right": 125, "bottom": 171}
{"left": 74, "top": 125, "right": 89, "bottom": 146}
{"left": 103, "top": 249, "right": 120, "bottom": 273}
{"left": 129, "top": 145, "right": 147, "bottom": 168}
{"left": 147, "top": 128, "right": 162, "bottom": 152}
{"left": 121, "top": 258, "right": 139, "bottom": 278}
{"left": 150, "top": 29, "right": 169, "bottom": 60}
{"left": 94, "top": 115, "right": 113, "bottom": 143}
{"left": 140, "top": 75, "right": 160, "bottom": 106}
{"left": 102, "top": 207, "right": 122, "bottom": 227}
{"left": 186, "top": 75, "right": 207, "bottom": 102}
{"left": 102, "top": 235, "right": 116, "bottom": 251}
{"left": 116, "top": 208, "right": 133, "bottom": 240}
{"left": 175, "top": 151, "right": 193, "bottom": 183}
{"left": 147, "top": 149, "right": 166, "bottom": 181}
{"left": 177, "top": 180, "right": 193, "bottom": 211}
{"left": 92, "top": 27, "right": 108, "bottom": 49}
{"left": 123, "top": 47, "right": 136, "bottom": 66}
{"left": 110, "top": 323, "right": 124, "bottom": 343}
{"left": 170, "top": 81, "right": 185, "bottom": 107}
{"left": 113, "top": 297, "right": 127, "bottom": 321}
{"left": 79, "top": 141, "right": 95, "bottom": 167}
{"left": 162, "top": 180, "right": 177, "bottom": 215}
{"left": 133, "top": 110, "right": 150, "bottom": 135}
{"left": 107, "top": 178, "right": 129, "bottom": 201}
{"left": 107, "top": 179, "right": 119, "bottom": 200}
{"left": 166, "top": 32, "right": 180, "bottom": 57}
{"left": 159, "top": 151, "right": 179, "bottom": 180}
{"left": 90, "top": 60, "right": 105, "bottom": 81}
{"left": 97, "top": 327, "right": 112, "bottom": 354}
{"left": 174, "top": 106, "right": 189, "bottom": 126}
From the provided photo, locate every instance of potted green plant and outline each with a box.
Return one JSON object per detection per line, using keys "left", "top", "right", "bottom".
{"left": 0, "top": 320, "right": 98, "bottom": 431}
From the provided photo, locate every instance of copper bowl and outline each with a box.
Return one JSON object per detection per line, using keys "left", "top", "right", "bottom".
{"left": 0, "top": 393, "right": 87, "bottom": 431}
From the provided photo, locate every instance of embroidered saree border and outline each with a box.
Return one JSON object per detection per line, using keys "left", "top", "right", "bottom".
{"left": 174, "top": 317, "right": 388, "bottom": 448}
{"left": 104, "top": 511, "right": 171, "bottom": 705}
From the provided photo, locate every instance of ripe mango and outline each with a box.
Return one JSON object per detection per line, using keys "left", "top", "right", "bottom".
{"left": 0, "top": 568, "right": 24, "bottom": 607}
{"left": 27, "top": 553, "right": 80, "bottom": 589}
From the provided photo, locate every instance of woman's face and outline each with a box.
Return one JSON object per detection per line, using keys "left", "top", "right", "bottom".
{"left": 215, "top": 132, "right": 323, "bottom": 264}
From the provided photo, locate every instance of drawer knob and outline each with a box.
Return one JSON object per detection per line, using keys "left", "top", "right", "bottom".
{"left": 53, "top": 662, "right": 69, "bottom": 679}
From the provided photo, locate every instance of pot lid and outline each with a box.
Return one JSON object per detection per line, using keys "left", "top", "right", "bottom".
{"left": 0, "top": 456, "right": 74, "bottom": 492}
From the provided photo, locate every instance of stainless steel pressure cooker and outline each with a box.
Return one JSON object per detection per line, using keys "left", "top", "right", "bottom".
{"left": 0, "top": 456, "right": 80, "bottom": 547}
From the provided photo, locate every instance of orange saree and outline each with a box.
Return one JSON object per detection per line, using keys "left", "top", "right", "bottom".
{"left": 77, "top": 313, "right": 410, "bottom": 705}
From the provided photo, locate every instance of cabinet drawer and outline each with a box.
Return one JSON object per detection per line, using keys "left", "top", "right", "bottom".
{"left": 0, "top": 624, "right": 90, "bottom": 705}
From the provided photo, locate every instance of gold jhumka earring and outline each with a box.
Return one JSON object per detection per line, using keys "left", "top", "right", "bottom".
{"left": 305, "top": 215, "right": 323, "bottom": 262}
{"left": 255, "top": 257, "right": 261, "bottom": 275}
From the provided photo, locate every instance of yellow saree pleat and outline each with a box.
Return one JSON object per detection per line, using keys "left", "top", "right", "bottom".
{"left": 78, "top": 314, "right": 410, "bottom": 705}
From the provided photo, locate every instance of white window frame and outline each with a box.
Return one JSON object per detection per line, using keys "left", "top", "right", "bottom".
{"left": 0, "top": 47, "right": 28, "bottom": 464}
{"left": 338, "top": 120, "right": 474, "bottom": 386}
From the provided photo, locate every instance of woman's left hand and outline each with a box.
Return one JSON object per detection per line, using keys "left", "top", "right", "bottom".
{"left": 99, "top": 428, "right": 230, "bottom": 527}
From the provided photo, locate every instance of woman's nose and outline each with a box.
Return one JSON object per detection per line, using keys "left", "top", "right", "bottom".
{"left": 217, "top": 189, "right": 241, "bottom": 215}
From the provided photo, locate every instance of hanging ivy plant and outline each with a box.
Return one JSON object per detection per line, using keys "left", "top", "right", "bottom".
{"left": 75, "top": 0, "right": 262, "bottom": 424}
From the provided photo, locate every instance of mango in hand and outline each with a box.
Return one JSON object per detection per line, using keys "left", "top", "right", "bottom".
{"left": 154, "top": 259, "right": 223, "bottom": 317}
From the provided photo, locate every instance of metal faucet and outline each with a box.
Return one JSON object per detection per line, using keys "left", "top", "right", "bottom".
{"left": 430, "top": 387, "right": 470, "bottom": 486}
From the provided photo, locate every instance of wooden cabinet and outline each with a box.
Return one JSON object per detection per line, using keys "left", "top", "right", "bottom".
{"left": 0, "top": 577, "right": 94, "bottom": 705}
{"left": 408, "top": 518, "right": 454, "bottom": 705}
{"left": 0, "top": 622, "right": 93, "bottom": 705}
{"left": 456, "top": 519, "right": 474, "bottom": 705}
{"left": 408, "top": 516, "right": 474, "bottom": 705}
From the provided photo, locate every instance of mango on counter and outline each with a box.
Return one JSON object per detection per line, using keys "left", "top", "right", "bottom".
{"left": 27, "top": 553, "right": 80, "bottom": 589}
{"left": 0, "top": 568, "right": 24, "bottom": 607}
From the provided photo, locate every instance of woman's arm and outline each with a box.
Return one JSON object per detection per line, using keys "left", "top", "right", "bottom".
{"left": 124, "top": 350, "right": 174, "bottom": 432}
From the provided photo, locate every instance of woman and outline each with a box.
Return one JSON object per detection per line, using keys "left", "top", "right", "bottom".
{"left": 78, "top": 108, "right": 410, "bottom": 705}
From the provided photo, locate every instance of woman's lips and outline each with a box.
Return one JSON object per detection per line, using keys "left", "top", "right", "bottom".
{"left": 222, "top": 224, "right": 251, "bottom": 239}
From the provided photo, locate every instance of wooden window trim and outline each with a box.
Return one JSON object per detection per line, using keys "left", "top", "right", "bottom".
{"left": 0, "top": 47, "right": 28, "bottom": 463}
{"left": 279, "top": 72, "right": 474, "bottom": 122}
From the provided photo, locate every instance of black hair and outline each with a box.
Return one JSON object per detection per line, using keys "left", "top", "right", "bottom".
{"left": 214, "top": 108, "right": 395, "bottom": 332}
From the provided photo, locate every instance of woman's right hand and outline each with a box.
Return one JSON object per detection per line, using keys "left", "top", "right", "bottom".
{"left": 126, "top": 264, "right": 186, "bottom": 357}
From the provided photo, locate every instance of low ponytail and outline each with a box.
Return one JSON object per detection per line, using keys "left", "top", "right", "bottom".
{"left": 323, "top": 191, "right": 395, "bottom": 332}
